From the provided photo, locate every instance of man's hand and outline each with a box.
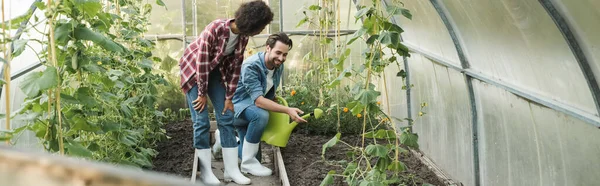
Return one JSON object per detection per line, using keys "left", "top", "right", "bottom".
{"left": 286, "top": 107, "right": 307, "bottom": 123}
{"left": 193, "top": 96, "right": 207, "bottom": 111}
{"left": 223, "top": 99, "right": 234, "bottom": 115}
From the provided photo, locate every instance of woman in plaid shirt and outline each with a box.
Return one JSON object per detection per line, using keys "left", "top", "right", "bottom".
{"left": 178, "top": 1, "right": 273, "bottom": 185}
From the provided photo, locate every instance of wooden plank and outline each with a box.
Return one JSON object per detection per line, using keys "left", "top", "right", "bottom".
{"left": 0, "top": 145, "right": 200, "bottom": 186}
{"left": 273, "top": 147, "right": 290, "bottom": 186}
{"left": 409, "top": 149, "right": 462, "bottom": 186}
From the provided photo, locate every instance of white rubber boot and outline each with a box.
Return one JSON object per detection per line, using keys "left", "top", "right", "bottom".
{"left": 212, "top": 129, "right": 222, "bottom": 157}
{"left": 213, "top": 129, "right": 240, "bottom": 157}
{"left": 222, "top": 147, "right": 251, "bottom": 185}
{"left": 196, "top": 149, "right": 221, "bottom": 185}
{"left": 241, "top": 139, "right": 272, "bottom": 176}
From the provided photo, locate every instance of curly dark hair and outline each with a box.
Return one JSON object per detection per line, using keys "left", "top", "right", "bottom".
{"left": 266, "top": 32, "right": 293, "bottom": 49}
{"left": 235, "top": 0, "right": 274, "bottom": 35}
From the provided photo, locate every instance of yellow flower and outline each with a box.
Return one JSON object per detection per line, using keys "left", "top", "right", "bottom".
{"left": 343, "top": 107, "right": 349, "bottom": 113}
{"left": 419, "top": 112, "right": 424, "bottom": 116}
{"left": 301, "top": 102, "right": 305, "bottom": 105}
{"left": 97, "top": 61, "right": 102, "bottom": 65}
{"left": 291, "top": 90, "right": 297, "bottom": 96}
{"left": 356, "top": 113, "right": 362, "bottom": 118}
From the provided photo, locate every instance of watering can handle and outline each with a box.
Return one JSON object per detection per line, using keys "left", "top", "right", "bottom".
{"left": 275, "top": 96, "right": 288, "bottom": 107}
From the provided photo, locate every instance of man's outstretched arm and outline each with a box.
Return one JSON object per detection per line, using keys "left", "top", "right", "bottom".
{"left": 255, "top": 96, "right": 307, "bottom": 123}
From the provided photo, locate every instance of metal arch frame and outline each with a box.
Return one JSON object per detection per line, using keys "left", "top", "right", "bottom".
{"left": 538, "top": 0, "right": 600, "bottom": 118}
{"left": 427, "top": 1, "right": 480, "bottom": 186}
{"left": 391, "top": 0, "right": 600, "bottom": 185}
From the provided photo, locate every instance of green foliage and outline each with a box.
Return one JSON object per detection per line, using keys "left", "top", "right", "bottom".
{"left": 294, "top": 0, "right": 427, "bottom": 185}
{"left": 9, "top": 0, "right": 170, "bottom": 168}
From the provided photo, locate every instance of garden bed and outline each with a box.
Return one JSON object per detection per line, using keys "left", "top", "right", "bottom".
{"left": 150, "top": 119, "right": 280, "bottom": 186}
{"left": 281, "top": 131, "right": 446, "bottom": 186}
{"left": 150, "top": 119, "right": 195, "bottom": 178}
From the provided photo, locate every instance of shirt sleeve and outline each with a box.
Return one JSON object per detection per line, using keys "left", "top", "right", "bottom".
{"left": 240, "top": 62, "right": 265, "bottom": 102}
{"left": 196, "top": 23, "right": 217, "bottom": 98}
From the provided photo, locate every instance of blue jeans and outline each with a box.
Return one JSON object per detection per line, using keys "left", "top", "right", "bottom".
{"left": 234, "top": 105, "right": 269, "bottom": 157}
{"left": 186, "top": 68, "right": 237, "bottom": 149}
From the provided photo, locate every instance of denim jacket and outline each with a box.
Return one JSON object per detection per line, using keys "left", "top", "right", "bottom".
{"left": 232, "top": 52, "right": 284, "bottom": 118}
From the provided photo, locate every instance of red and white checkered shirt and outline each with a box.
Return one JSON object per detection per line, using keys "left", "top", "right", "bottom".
{"left": 179, "top": 19, "right": 249, "bottom": 100}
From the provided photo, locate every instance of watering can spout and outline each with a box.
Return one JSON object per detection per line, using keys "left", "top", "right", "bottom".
{"left": 260, "top": 97, "right": 323, "bottom": 147}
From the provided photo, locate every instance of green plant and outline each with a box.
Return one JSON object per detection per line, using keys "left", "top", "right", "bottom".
{"left": 2, "top": 0, "right": 169, "bottom": 168}
{"left": 294, "top": 0, "right": 427, "bottom": 185}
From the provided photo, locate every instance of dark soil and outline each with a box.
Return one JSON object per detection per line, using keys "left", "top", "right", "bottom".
{"left": 151, "top": 119, "right": 195, "bottom": 178}
{"left": 281, "top": 131, "right": 446, "bottom": 186}
{"left": 151, "top": 119, "right": 446, "bottom": 186}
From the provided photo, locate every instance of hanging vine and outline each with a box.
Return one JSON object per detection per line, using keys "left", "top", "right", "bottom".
{"left": 1, "top": 0, "right": 169, "bottom": 168}
{"left": 297, "top": 0, "right": 429, "bottom": 185}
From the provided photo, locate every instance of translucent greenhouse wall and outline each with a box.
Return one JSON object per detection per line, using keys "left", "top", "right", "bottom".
{"left": 380, "top": 0, "right": 600, "bottom": 185}
{"left": 0, "top": 0, "right": 48, "bottom": 150}
{"left": 2, "top": 0, "right": 600, "bottom": 185}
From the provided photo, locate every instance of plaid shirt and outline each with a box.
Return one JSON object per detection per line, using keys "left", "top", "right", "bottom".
{"left": 179, "top": 19, "right": 249, "bottom": 100}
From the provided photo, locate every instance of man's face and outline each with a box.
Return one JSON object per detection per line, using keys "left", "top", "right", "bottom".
{"left": 265, "top": 41, "right": 290, "bottom": 69}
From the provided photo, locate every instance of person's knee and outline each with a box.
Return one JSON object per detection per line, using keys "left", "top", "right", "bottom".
{"left": 217, "top": 111, "right": 235, "bottom": 125}
{"left": 256, "top": 109, "right": 269, "bottom": 125}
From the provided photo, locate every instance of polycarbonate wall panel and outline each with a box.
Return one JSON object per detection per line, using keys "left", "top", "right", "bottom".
{"left": 388, "top": 0, "right": 460, "bottom": 66}
{"left": 147, "top": 0, "right": 183, "bottom": 35}
{"left": 0, "top": 66, "right": 45, "bottom": 150}
{"left": 9, "top": 8, "right": 46, "bottom": 74}
{"left": 441, "top": 0, "right": 597, "bottom": 115}
{"left": 409, "top": 53, "right": 475, "bottom": 186}
{"left": 474, "top": 80, "right": 600, "bottom": 186}
{"left": 556, "top": 0, "right": 600, "bottom": 88}
{"left": 0, "top": 0, "right": 46, "bottom": 74}
{"left": 378, "top": 68, "right": 407, "bottom": 128}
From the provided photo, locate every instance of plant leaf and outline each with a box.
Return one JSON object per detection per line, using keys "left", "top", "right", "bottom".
{"left": 12, "top": 39, "right": 28, "bottom": 57}
{"left": 33, "top": 1, "right": 47, "bottom": 10}
{"left": 364, "top": 129, "right": 396, "bottom": 139}
{"left": 322, "top": 133, "right": 341, "bottom": 157}
{"left": 347, "top": 28, "right": 366, "bottom": 45}
{"left": 354, "top": 7, "right": 370, "bottom": 21}
{"left": 75, "top": 87, "right": 97, "bottom": 107}
{"left": 319, "top": 170, "right": 335, "bottom": 186}
{"left": 309, "top": 5, "right": 322, "bottom": 11}
{"left": 343, "top": 162, "right": 358, "bottom": 176}
{"left": 74, "top": 0, "right": 102, "bottom": 18}
{"left": 388, "top": 160, "right": 406, "bottom": 172}
{"left": 65, "top": 140, "right": 93, "bottom": 157}
{"left": 378, "top": 32, "right": 392, "bottom": 45}
{"left": 386, "top": 5, "right": 412, "bottom": 20}
{"left": 400, "top": 131, "right": 419, "bottom": 149}
{"left": 355, "top": 89, "right": 380, "bottom": 106}
{"left": 327, "top": 69, "right": 351, "bottom": 88}
{"left": 0, "top": 130, "right": 13, "bottom": 141}
{"left": 397, "top": 69, "right": 406, "bottom": 78}
{"left": 156, "top": 0, "right": 166, "bottom": 8}
{"left": 19, "top": 67, "right": 59, "bottom": 98}
{"left": 55, "top": 22, "right": 74, "bottom": 45}
{"left": 366, "top": 144, "right": 388, "bottom": 157}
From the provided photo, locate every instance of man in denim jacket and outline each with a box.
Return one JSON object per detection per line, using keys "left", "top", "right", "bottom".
{"left": 230, "top": 33, "right": 307, "bottom": 176}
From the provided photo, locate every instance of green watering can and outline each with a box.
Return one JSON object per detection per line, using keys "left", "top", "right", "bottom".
{"left": 261, "top": 96, "right": 323, "bottom": 147}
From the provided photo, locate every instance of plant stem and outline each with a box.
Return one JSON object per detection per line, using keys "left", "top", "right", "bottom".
{"left": 382, "top": 68, "right": 400, "bottom": 161}
{"left": 1, "top": 0, "right": 10, "bottom": 145}
{"left": 48, "top": 0, "right": 64, "bottom": 155}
